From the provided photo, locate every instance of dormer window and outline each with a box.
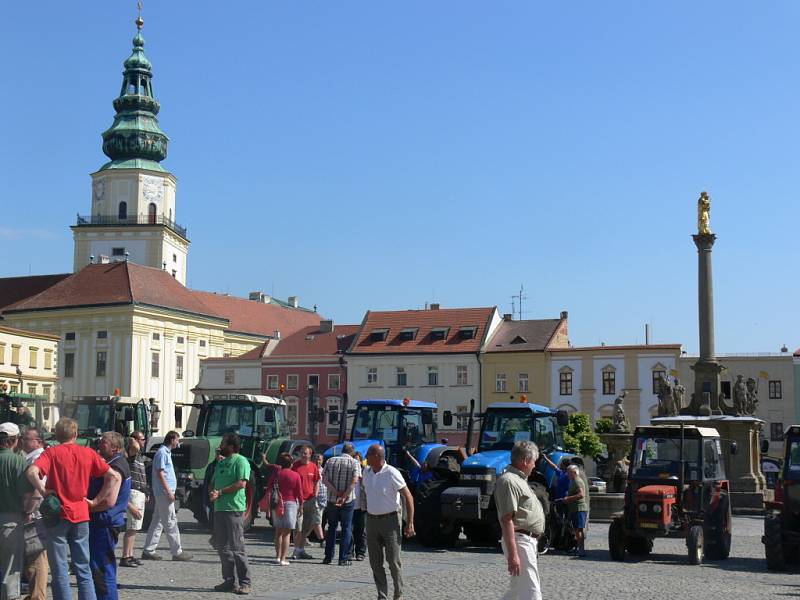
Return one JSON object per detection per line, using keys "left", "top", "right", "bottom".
{"left": 430, "top": 327, "right": 449, "bottom": 341}
{"left": 458, "top": 326, "right": 478, "bottom": 340}
{"left": 370, "top": 328, "right": 389, "bottom": 342}
{"left": 398, "top": 328, "right": 418, "bottom": 341}
{"left": 510, "top": 335, "right": 527, "bottom": 345}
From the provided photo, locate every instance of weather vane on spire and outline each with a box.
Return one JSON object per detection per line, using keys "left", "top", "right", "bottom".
{"left": 136, "top": 0, "right": 144, "bottom": 30}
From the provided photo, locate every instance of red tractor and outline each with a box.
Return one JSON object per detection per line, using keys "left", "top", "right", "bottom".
{"left": 609, "top": 424, "right": 735, "bottom": 565}
{"left": 762, "top": 425, "right": 800, "bottom": 570}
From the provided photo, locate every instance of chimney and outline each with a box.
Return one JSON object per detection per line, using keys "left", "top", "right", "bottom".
{"left": 287, "top": 296, "right": 299, "bottom": 308}
{"left": 273, "top": 330, "right": 281, "bottom": 340}
{"left": 645, "top": 323, "right": 651, "bottom": 346}
{"left": 430, "top": 303, "right": 440, "bottom": 310}
{"left": 319, "top": 320, "right": 334, "bottom": 333}
{"left": 249, "top": 291, "right": 271, "bottom": 303}
{"left": 99, "top": 255, "right": 110, "bottom": 264}
{"left": 560, "top": 310, "right": 568, "bottom": 320}
{"left": 503, "top": 313, "right": 513, "bottom": 321}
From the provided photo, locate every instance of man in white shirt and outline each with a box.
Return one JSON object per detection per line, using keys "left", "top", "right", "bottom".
{"left": 361, "top": 444, "right": 415, "bottom": 600}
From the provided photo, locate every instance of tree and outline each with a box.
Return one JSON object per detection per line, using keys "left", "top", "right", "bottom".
{"left": 594, "top": 417, "right": 614, "bottom": 434}
{"left": 563, "top": 413, "right": 604, "bottom": 458}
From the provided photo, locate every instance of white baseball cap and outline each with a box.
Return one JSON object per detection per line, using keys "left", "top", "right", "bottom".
{"left": 0, "top": 422, "right": 20, "bottom": 436}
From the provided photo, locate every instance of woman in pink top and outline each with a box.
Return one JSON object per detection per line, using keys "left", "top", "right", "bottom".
{"left": 267, "top": 453, "right": 303, "bottom": 565}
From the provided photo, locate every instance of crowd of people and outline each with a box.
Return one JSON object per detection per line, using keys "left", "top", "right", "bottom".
{"left": 1, "top": 417, "right": 584, "bottom": 600}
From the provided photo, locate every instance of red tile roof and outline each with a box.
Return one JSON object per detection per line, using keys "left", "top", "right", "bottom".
{"left": 349, "top": 307, "right": 496, "bottom": 354}
{"left": 2, "top": 262, "right": 321, "bottom": 338}
{"left": 191, "top": 291, "right": 321, "bottom": 338}
{"left": 0, "top": 273, "right": 71, "bottom": 311}
{"left": 486, "top": 318, "right": 565, "bottom": 353}
{"left": 270, "top": 324, "right": 361, "bottom": 357}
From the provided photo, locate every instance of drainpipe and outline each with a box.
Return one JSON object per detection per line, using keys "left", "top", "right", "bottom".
{"left": 476, "top": 351, "right": 483, "bottom": 413}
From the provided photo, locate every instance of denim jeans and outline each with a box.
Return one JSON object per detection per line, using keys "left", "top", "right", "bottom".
{"left": 324, "top": 501, "right": 354, "bottom": 562}
{"left": 44, "top": 519, "right": 97, "bottom": 600}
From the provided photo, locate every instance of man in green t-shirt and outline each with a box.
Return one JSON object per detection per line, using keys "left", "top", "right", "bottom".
{"left": 209, "top": 433, "right": 252, "bottom": 595}
{"left": 1, "top": 422, "right": 33, "bottom": 600}
{"left": 558, "top": 465, "right": 589, "bottom": 557}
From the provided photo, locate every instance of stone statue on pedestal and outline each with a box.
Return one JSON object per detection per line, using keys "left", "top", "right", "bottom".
{"left": 746, "top": 377, "right": 759, "bottom": 415}
{"left": 657, "top": 375, "right": 679, "bottom": 417}
{"left": 733, "top": 374, "right": 748, "bottom": 416}
{"left": 672, "top": 378, "right": 685, "bottom": 415}
{"left": 611, "top": 392, "right": 631, "bottom": 433}
{"left": 698, "top": 191, "right": 712, "bottom": 234}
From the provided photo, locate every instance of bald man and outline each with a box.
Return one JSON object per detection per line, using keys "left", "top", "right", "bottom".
{"left": 362, "top": 444, "right": 414, "bottom": 600}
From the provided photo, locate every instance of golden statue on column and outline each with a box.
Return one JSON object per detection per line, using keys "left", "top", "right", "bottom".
{"left": 697, "top": 191, "right": 712, "bottom": 234}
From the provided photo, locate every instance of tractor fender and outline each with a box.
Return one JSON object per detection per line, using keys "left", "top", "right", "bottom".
{"left": 423, "top": 445, "right": 461, "bottom": 470}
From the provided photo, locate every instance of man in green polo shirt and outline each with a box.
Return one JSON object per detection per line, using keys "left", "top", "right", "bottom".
{"left": 208, "top": 433, "right": 252, "bottom": 595}
{"left": 1, "top": 422, "right": 33, "bottom": 600}
{"left": 493, "top": 440, "right": 545, "bottom": 600}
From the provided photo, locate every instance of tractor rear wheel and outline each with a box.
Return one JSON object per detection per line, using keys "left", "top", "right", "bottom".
{"left": 414, "top": 479, "right": 459, "bottom": 548}
{"left": 687, "top": 525, "right": 704, "bottom": 565}
{"left": 528, "top": 483, "right": 551, "bottom": 554}
{"left": 608, "top": 517, "right": 626, "bottom": 561}
{"left": 625, "top": 536, "right": 653, "bottom": 556}
{"left": 764, "top": 514, "right": 786, "bottom": 571}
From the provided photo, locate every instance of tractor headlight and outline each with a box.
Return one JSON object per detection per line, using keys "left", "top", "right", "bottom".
{"left": 653, "top": 505, "right": 662, "bottom": 514}
{"left": 638, "top": 503, "right": 648, "bottom": 512}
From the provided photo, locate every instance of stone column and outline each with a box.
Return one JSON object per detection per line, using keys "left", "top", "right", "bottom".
{"left": 689, "top": 233, "right": 724, "bottom": 416}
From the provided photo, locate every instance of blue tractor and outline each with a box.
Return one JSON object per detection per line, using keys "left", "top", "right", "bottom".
{"left": 416, "top": 399, "right": 573, "bottom": 548}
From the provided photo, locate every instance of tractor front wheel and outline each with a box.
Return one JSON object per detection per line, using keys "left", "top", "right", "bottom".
{"left": 687, "top": 525, "right": 704, "bottom": 565}
{"left": 626, "top": 536, "right": 653, "bottom": 556}
{"left": 414, "top": 480, "right": 459, "bottom": 548}
{"left": 608, "top": 518, "right": 626, "bottom": 561}
{"left": 764, "top": 514, "right": 786, "bottom": 571}
{"left": 705, "top": 492, "right": 732, "bottom": 560}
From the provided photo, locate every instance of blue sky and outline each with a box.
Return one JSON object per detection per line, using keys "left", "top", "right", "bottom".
{"left": 2, "top": 1, "right": 798, "bottom": 353}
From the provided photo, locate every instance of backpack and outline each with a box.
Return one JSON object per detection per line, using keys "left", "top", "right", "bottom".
{"left": 270, "top": 476, "right": 285, "bottom": 517}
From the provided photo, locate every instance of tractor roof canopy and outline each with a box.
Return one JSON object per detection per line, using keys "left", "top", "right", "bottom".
{"left": 208, "top": 394, "right": 286, "bottom": 406}
{"left": 487, "top": 401, "right": 556, "bottom": 414}
{"left": 357, "top": 399, "right": 437, "bottom": 410}
{"left": 634, "top": 425, "right": 721, "bottom": 439}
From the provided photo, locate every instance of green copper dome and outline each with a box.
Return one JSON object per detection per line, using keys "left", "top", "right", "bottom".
{"left": 99, "top": 24, "right": 169, "bottom": 172}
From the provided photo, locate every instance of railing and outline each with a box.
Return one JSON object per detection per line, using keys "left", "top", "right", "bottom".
{"left": 75, "top": 214, "right": 187, "bottom": 238}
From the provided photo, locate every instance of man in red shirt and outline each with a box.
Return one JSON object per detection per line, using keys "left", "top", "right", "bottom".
{"left": 27, "top": 418, "right": 121, "bottom": 600}
{"left": 291, "top": 445, "right": 321, "bottom": 560}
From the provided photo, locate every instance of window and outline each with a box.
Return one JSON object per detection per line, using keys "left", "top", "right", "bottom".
{"left": 769, "top": 381, "right": 782, "bottom": 400}
{"left": 199, "top": 340, "right": 206, "bottom": 348}
{"left": 328, "top": 373, "right": 340, "bottom": 390}
{"left": 44, "top": 350, "right": 52, "bottom": 370}
{"left": 308, "top": 374, "right": 320, "bottom": 389}
{"left": 118, "top": 201, "right": 127, "bottom": 220}
{"left": 64, "top": 353, "right": 75, "bottom": 378}
{"left": 602, "top": 370, "right": 616, "bottom": 395}
{"left": 458, "top": 326, "right": 477, "bottom": 340}
{"left": 652, "top": 370, "right": 666, "bottom": 394}
{"left": 224, "top": 369, "right": 235, "bottom": 385}
{"left": 65, "top": 332, "right": 76, "bottom": 341}
{"left": 177, "top": 336, "right": 184, "bottom": 345}
{"left": 495, "top": 373, "right": 507, "bottom": 392}
{"left": 175, "top": 355, "right": 184, "bottom": 380}
{"left": 720, "top": 380, "right": 732, "bottom": 400}
{"left": 11, "top": 345, "right": 20, "bottom": 366}
{"left": 430, "top": 327, "right": 449, "bottom": 341}
{"left": 398, "top": 328, "right": 418, "bottom": 341}
{"left": 175, "top": 406, "right": 183, "bottom": 429}
{"left": 152, "top": 332, "right": 160, "bottom": 341}
{"left": 518, "top": 373, "right": 529, "bottom": 393}
{"left": 267, "top": 375, "right": 279, "bottom": 390}
{"left": 428, "top": 366, "right": 439, "bottom": 386}
{"left": 771, "top": 423, "right": 784, "bottom": 442}
{"left": 286, "top": 398, "right": 298, "bottom": 435}
{"left": 326, "top": 397, "right": 341, "bottom": 435}
{"left": 148, "top": 202, "right": 157, "bottom": 224}
{"left": 456, "top": 404, "right": 469, "bottom": 430}
{"left": 41, "top": 385, "right": 51, "bottom": 400}
{"left": 369, "top": 329, "right": 389, "bottom": 342}
{"left": 367, "top": 367, "right": 378, "bottom": 385}
{"left": 559, "top": 371, "right": 573, "bottom": 395}
{"left": 27, "top": 384, "right": 37, "bottom": 396}
{"left": 396, "top": 367, "right": 407, "bottom": 386}
{"left": 29, "top": 348, "right": 38, "bottom": 369}
{"left": 456, "top": 365, "right": 468, "bottom": 386}
{"left": 97, "top": 331, "right": 107, "bottom": 340}
{"left": 287, "top": 374, "right": 298, "bottom": 390}
{"left": 171, "top": 270, "right": 176, "bottom": 278}
{"left": 96, "top": 351, "right": 107, "bottom": 377}
{"left": 173, "top": 254, "right": 177, "bottom": 263}
{"left": 0, "top": 344, "right": 4, "bottom": 364}
{"left": 112, "top": 247, "right": 125, "bottom": 257}
{"left": 151, "top": 352, "right": 160, "bottom": 378}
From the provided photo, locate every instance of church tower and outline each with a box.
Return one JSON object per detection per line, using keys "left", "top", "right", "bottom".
{"left": 72, "top": 14, "right": 189, "bottom": 284}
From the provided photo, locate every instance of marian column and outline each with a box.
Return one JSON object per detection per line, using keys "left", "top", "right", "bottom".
{"left": 689, "top": 191, "right": 724, "bottom": 416}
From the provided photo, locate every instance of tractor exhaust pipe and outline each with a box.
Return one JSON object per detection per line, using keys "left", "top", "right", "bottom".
{"left": 678, "top": 423, "right": 685, "bottom": 514}
{"left": 464, "top": 398, "right": 476, "bottom": 456}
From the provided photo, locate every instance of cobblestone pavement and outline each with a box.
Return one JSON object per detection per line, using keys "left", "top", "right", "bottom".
{"left": 108, "top": 511, "right": 798, "bottom": 600}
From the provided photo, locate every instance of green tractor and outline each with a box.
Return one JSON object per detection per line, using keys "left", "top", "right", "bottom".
{"left": 762, "top": 425, "right": 800, "bottom": 570}
{"left": 0, "top": 392, "right": 49, "bottom": 431}
{"left": 68, "top": 396, "right": 158, "bottom": 446}
{"left": 179, "top": 394, "right": 311, "bottom": 531}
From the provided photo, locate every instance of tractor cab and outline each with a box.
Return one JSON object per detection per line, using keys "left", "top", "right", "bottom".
{"left": 325, "top": 399, "right": 439, "bottom": 474}
{"left": 610, "top": 424, "right": 734, "bottom": 565}
{"left": 69, "top": 396, "right": 155, "bottom": 445}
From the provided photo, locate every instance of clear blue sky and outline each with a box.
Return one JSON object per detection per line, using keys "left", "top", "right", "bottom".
{"left": 2, "top": 1, "right": 798, "bottom": 353}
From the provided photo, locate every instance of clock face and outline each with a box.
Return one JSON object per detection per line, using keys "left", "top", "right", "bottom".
{"left": 93, "top": 178, "right": 105, "bottom": 201}
{"left": 142, "top": 176, "right": 163, "bottom": 203}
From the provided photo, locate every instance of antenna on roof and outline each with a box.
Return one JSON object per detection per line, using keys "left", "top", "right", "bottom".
{"left": 511, "top": 284, "right": 529, "bottom": 320}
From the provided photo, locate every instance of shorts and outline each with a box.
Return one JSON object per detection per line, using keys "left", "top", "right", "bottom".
{"left": 296, "top": 498, "right": 320, "bottom": 535}
{"left": 126, "top": 489, "right": 146, "bottom": 531}
{"left": 273, "top": 500, "right": 298, "bottom": 530}
{"left": 570, "top": 511, "right": 587, "bottom": 529}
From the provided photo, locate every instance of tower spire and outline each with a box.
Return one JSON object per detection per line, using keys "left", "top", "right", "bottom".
{"left": 99, "top": 3, "right": 169, "bottom": 172}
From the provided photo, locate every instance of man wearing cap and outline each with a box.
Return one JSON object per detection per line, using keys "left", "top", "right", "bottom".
{"left": 0, "top": 422, "right": 33, "bottom": 600}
